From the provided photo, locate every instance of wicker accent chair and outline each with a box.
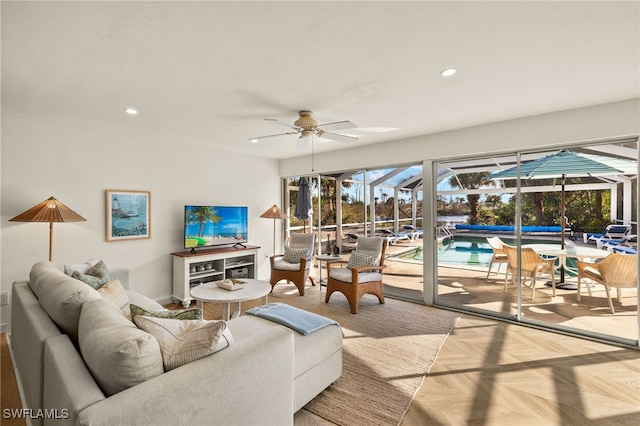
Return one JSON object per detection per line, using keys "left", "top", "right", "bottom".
{"left": 269, "top": 233, "right": 316, "bottom": 296}
{"left": 577, "top": 253, "right": 637, "bottom": 314}
{"left": 503, "top": 244, "right": 557, "bottom": 300}
{"left": 325, "top": 237, "right": 388, "bottom": 314}
{"left": 486, "top": 236, "right": 509, "bottom": 278}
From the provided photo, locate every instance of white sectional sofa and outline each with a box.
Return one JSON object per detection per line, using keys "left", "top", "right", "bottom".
{"left": 11, "top": 261, "right": 342, "bottom": 426}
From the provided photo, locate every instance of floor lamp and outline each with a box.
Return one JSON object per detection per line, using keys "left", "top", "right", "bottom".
{"left": 260, "top": 204, "right": 287, "bottom": 256}
{"left": 9, "top": 196, "right": 87, "bottom": 261}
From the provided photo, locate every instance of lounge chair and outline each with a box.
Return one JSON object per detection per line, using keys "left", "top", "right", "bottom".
{"left": 402, "top": 225, "right": 423, "bottom": 240}
{"left": 583, "top": 224, "right": 631, "bottom": 245}
{"left": 376, "top": 228, "right": 411, "bottom": 245}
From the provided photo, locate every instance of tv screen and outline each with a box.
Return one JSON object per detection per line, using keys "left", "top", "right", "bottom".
{"left": 184, "top": 205, "right": 248, "bottom": 249}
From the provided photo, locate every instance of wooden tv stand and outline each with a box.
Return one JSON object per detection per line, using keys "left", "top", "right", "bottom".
{"left": 171, "top": 245, "right": 260, "bottom": 308}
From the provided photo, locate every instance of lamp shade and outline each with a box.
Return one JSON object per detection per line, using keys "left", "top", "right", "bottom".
{"left": 260, "top": 204, "right": 287, "bottom": 220}
{"left": 9, "top": 196, "right": 86, "bottom": 261}
{"left": 9, "top": 196, "right": 86, "bottom": 223}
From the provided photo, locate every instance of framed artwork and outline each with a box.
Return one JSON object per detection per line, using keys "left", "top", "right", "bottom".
{"left": 106, "top": 190, "right": 151, "bottom": 241}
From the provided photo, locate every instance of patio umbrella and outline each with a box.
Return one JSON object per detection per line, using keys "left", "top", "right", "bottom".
{"left": 490, "top": 149, "right": 629, "bottom": 284}
{"left": 294, "top": 177, "right": 312, "bottom": 232}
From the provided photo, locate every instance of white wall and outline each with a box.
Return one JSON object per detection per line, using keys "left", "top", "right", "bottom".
{"left": 1, "top": 111, "right": 282, "bottom": 331}
{"left": 281, "top": 99, "right": 640, "bottom": 176}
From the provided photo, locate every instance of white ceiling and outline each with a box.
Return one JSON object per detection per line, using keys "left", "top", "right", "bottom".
{"left": 2, "top": 1, "right": 639, "bottom": 160}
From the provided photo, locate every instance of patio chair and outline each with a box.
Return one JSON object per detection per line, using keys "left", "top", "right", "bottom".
{"left": 402, "top": 225, "right": 423, "bottom": 240}
{"left": 577, "top": 253, "right": 637, "bottom": 314}
{"left": 269, "top": 233, "right": 316, "bottom": 296}
{"left": 376, "top": 228, "right": 411, "bottom": 245}
{"left": 486, "top": 236, "right": 509, "bottom": 278}
{"left": 503, "top": 244, "right": 557, "bottom": 300}
{"left": 583, "top": 224, "right": 631, "bottom": 245}
{"left": 325, "top": 236, "right": 388, "bottom": 314}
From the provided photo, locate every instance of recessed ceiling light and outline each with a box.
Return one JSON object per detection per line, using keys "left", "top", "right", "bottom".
{"left": 249, "top": 139, "right": 259, "bottom": 144}
{"left": 124, "top": 108, "right": 138, "bottom": 115}
{"left": 441, "top": 68, "right": 457, "bottom": 77}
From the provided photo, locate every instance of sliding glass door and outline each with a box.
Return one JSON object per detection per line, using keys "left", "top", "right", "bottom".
{"left": 434, "top": 140, "right": 639, "bottom": 347}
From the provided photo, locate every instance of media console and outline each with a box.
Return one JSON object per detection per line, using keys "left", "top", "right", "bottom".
{"left": 171, "top": 244, "right": 260, "bottom": 308}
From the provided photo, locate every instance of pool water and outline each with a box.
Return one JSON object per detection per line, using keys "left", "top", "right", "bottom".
{"left": 403, "top": 236, "right": 577, "bottom": 274}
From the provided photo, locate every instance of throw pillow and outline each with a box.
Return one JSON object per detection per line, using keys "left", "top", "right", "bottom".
{"left": 129, "top": 304, "right": 202, "bottom": 321}
{"left": 63, "top": 257, "right": 100, "bottom": 276}
{"left": 133, "top": 316, "right": 230, "bottom": 371}
{"left": 72, "top": 260, "right": 109, "bottom": 289}
{"left": 97, "top": 279, "right": 130, "bottom": 319}
{"left": 347, "top": 251, "right": 377, "bottom": 270}
{"left": 283, "top": 246, "right": 308, "bottom": 264}
{"left": 79, "top": 298, "right": 164, "bottom": 396}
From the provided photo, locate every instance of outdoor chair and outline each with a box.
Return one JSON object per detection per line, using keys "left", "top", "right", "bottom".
{"left": 583, "top": 224, "right": 631, "bottom": 245}
{"left": 503, "top": 244, "right": 557, "bottom": 300}
{"left": 577, "top": 253, "right": 637, "bottom": 314}
{"left": 486, "top": 236, "right": 509, "bottom": 278}
{"left": 376, "top": 228, "right": 411, "bottom": 245}
{"left": 269, "top": 233, "right": 316, "bottom": 296}
{"left": 402, "top": 224, "right": 423, "bottom": 239}
{"left": 325, "top": 236, "right": 388, "bottom": 314}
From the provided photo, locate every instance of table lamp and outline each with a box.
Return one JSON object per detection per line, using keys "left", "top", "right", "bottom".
{"left": 9, "top": 196, "right": 86, "bottom": 261}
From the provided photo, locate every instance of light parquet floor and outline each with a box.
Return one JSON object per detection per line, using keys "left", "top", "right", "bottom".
{"left": 401, "top": 314, "right": 640, "bottom": 426}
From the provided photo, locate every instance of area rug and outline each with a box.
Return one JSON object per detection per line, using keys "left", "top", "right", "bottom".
{"left": 201, "top": 283, "right": 460, "bottom": 426}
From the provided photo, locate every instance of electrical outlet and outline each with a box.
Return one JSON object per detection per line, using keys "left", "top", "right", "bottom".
{"left": 0, "top": 291, "right": 8, "bottom": 306}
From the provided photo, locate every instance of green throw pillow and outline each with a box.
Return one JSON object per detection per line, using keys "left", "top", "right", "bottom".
{"left": 72, "top": 260, "right": 109, "bottom": 289}
{"left": 130, "top": 304, "right": 202, "bottom": 321}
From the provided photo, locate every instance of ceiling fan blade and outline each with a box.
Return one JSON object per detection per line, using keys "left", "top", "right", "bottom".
{"left": 353, "top": 127, "right": 398, "bottom": 133}
{"left": 322, "top": 132, "right": 359, "bottom": 143}
{"left": 248, "top": 132, "right": 293, "bottom": 142}
{"left": 296, "top": 135, "right": 312, "bottom": 150}
{"left": 264, "top": 118, "right": 297, "bottom": 129}
{"left": 317, "top": 120, "right": 357, "bottom": 132}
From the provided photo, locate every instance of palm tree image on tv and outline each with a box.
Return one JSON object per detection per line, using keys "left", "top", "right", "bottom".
{"left": 184, "top": 206, "right": 248, "bottom": 248}
{"left": 186, "top": 207, "right": 222, "bottom": 247}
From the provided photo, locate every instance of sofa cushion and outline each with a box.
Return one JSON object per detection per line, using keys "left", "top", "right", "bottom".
{"left": 126, "top": 291, "right": 165, "bottom": 312}
{"left": 129, "top": 304, "right": 202, "bottom": 321}
{"left": 71, "top": 260, "right": 109, "bottom": 289}
{"left": 29, "top": 261, "right": 102, "bottom": 343}
{"left": 133, "top": 316, "right": 231, "bottom": 371}
{"left": 97, "top": 278, "right": 130, "bottom": 318}
{"left": 78, "top": 298, "right": 164, "bottom": 396}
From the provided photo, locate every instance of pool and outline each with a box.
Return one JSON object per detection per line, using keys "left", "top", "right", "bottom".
{"left": 398, "top": 236, "right": 576, "bottom": 274}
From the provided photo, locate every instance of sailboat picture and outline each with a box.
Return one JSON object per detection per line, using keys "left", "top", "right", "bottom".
{"left": 106, "top": 190, "right": 151, "bottom": 241}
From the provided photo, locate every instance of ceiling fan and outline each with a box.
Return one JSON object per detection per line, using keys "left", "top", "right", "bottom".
{"left": 249, "top": 111, "right": 359, "bottom": 150}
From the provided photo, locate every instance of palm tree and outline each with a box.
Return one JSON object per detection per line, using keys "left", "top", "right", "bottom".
{"left": 448, "top": 172, "right": 494, "bottom": 224}
{"left": 187, "top": 207, "right": 222, "bottom": 238}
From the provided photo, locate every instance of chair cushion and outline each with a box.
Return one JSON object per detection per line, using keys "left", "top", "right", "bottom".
{"left": 329, "top": 267, "right": 382, "bottom": 284}
{"left": 355, "top": 237, "right": 383, "bottom": 264}
{"left": 133, "top": 316, "right": 232, "bottom": 371}
{"left": 274, "top": 259, "right": 302, "bottom": 271}
{"left": 283, "top": 246, "right": 309, "bottom": 264}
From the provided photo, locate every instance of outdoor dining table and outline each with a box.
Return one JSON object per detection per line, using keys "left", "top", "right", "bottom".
{"left": 522, "top": 243, "right": 610, "bottom": 289}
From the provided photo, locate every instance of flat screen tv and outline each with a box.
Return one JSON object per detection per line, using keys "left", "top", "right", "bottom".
{"left": 184, "top": 205, "right": 248, "bottom": 250}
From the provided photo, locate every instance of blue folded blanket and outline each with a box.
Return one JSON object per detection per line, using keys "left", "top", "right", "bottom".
{"left": 245, "top": 302, "right": 342, "bottom": 336}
